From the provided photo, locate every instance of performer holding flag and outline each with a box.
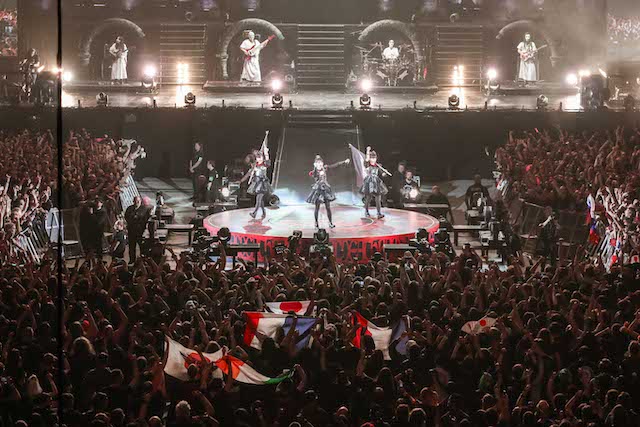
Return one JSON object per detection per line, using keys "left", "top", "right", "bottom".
{"left": 243, "top": 132, "right": 273, "bottom": 219}
{"left": 361, "top": 146, "right": 391, "bottom": 219}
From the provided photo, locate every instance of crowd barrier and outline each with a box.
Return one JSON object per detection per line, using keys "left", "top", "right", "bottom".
{"left": 14, "top": 212, "right": 54, "bottom": 263}
{"left": 119, "top": 175, "right": 141, "bottom": 213}
{"left": 496, "top": 177, "right": 588, "bottom": 260}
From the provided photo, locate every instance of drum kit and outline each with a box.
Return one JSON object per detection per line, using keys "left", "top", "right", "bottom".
{"left": 358, "top": 42, "right": 416, "bottom": 87}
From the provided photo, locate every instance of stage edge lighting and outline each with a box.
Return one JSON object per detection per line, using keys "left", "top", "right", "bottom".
{"left": 565, "top": 73, "right": 578, "bottom": 87}
{"left": 96, "top": 92, "right": 108, "bottom": 106}
{"left": 448, "top": 94, "right": 460, "bottom": 109}
{"left": 537, "top": 94, "right": 549, "bottom": 110}
{"left": 184, "top": 92, "right": 196, "bottom": 107}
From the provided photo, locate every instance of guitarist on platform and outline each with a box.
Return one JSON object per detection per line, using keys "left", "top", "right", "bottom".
{"left": 240, "top": 30, "right": 274, "bottom": 83}
{"left": 109, "top": 36, "right": 128, "bottom": 84}
{"left": 516, "top": 33, "right": 538, "bottom": 85}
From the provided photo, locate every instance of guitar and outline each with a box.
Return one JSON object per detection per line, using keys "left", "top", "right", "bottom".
{"left": 520, "top": 44, "right": 548, "bottom": 61}
{"left": 244, "top": 35, "right": 276, "bottom": 59}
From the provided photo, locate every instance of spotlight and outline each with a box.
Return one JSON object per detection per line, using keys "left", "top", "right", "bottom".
{"left": 184, "top": 92, "right": 196, "bottom": 107}
{"left": 270, "top": 78, "right": 283, "bottom": 92}
{"left": 142, "top": 64, "right": 157, "bottom": 91}
{"left": 96, "top": 92, "right": 108, "bottom": 106}
{"left": 536, "top": 94, "right": 549, "bottom": 110}
{"left": 486, "top": 68, "right": 498, "bottom": 80}
{"left": 578, "top": 69, "right": 591, "bottom": 78}
{"left": 62, "top": 71, "right": 73, "bottom": 83}
{"left": 624, "top": 94, "right": 635, "bottom": 111}
{"left": 217, "top": 227, "right": 231, "bottom": 243}
{"left": 565, "top": 73, "right": 578, "bottom": 87}
{"left": 271, "top": 93, "right": 284, "bottom": 109}
{"left": 409, "top": 188, "right": 419, "bottom": 200}
{"left": 448, "top": 94, "right": 460, "bottom": 109}
{"left": 360, "top": 78, "right": 373, "bottom": 93}
{"left": 313, "top": 228, "right": 330, "bottom": 245}
{"left": 221, "top": 187, "right": 230, "bottom": 198}
{"left": 143, "top": 65, "right": 157, "bottom": 79}
{"left": 269, "top": 194, "right": 280, "bottom": 207}
{"left": 415, "top": 228, "right": 428, "bottom": 241}
{"left": 359, "top": 93, "right": 372, "bottom": 109}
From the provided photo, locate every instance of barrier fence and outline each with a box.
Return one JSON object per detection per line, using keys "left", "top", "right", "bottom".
{"left": 497, "top": 177, "right": 588, "bottom": 260}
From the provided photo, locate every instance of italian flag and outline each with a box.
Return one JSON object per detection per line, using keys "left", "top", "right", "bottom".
{"left": 351, "top": 312, "right": 407, "bottom": 360}
{"left": 215, "top": 355, "right": 292, "bottom": 385}
{"left": 265, "top": 300, "right": 311, "bottom": 315}
{"left": 461, "top": 317, "right": 497, "bottom": 335}
{"left": 164, "top": 337, "right": 291, "bottom": 385}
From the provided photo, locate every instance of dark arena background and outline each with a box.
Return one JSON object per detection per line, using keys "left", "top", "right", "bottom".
{"left": 2, "top": 1, "right": 640, "bottom": 426}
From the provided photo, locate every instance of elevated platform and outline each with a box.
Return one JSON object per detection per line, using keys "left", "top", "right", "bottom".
{"left": 496, "top": 81, "right": 579, "bottom": 96}
{"left": 203, "top": 205, "right": 439, "bottom": 262}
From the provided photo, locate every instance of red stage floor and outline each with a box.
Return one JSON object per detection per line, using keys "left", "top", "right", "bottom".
{"left": 204, "top": 205, "right": 439, "bottom": 261}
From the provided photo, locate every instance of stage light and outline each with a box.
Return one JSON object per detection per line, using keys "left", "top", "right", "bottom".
{"left": 360, "top": 78, "right": 373, "bottom": 93}
{"left": 565, "top": 73, "right": 578, "bottom": 86}
{"left": 221, "top": 187, "right": 230, "bottom": 198}
{"left": 184, "top": 92, "right": 196, "bottom": 107}
{"left": 409, "top": 188, "right": 419, "bottom": 200}
{"left": 271, "top": 93, "right": 284, "bottom": 109}
{"left": 144, "top": 65, "right": 157, "bottom": 79}
{"left": 624, "top": 94, "right": 635, "bottom": 111}
{"left": 486, "top": 68, "right": 498, "bottom": 80}
{"left": 359, "top": 94, "right": 372, "bottom": 109}
{"left": 270, "top": 78, "right": 283, "bottom": 92}
{"left": 537, "top": 94, "right": 549, "bottom": 110}
{"left": 448, "top": 94, "right": 460, "bottom": 109}
{"left": 217, "top": 227, "right": 231, "bottom": 243}
{"left": 96, "top": 92, "right": 108, "bottom": 106}
{"left": 62, "top": 71, "right": 73, "bottom": 83}
{"left": 598, "top": 68, "right": 607, "bottom": 78}
{"left": 578, "top": 69, "right": 591, "bottom": 78}
{"left": 313, "top": 228, "right": 330, "bottom": 245}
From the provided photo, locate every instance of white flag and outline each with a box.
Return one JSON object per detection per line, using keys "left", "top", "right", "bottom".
{"left": 349, "top": 144, "right": 366, "bottom": 187}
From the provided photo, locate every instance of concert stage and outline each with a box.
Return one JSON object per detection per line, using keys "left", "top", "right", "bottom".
{"left": 203, "top": 205, "right": 439, "bottom": 262}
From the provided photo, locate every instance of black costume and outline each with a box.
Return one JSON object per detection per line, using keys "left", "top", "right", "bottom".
{"left": 360, "top": 156, "right": 388, "bottom": 218}
{"left": 124, "top": 203, "right": 151, "bottom": 263}
{"left": 190, "top": 147, "right": 204, "bottom": 197}
{"left": 247, "top": 159, "right": 272, "bottom": 218}
{"left": 306, "top": 159, "right": 349, "bottom": 228}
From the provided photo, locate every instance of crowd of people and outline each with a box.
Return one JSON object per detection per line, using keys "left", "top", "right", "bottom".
{"left": 608, "top": 14, "right": 640, "bottom": 44}
{"left": 0, "top": 126, "right": 639, "bottom": 427}
{"left": 0, "top": 8, "right": 17, "bottom": 57}
{"left": 495, "top": 126, "right": 640, "bottom": 260}
{"left": 0, "top": 129, "right": 142, "bottom": 263}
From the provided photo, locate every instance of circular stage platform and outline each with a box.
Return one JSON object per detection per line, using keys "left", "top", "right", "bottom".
{"left": 203, "top": 205, "right": 439, "bottom": 262}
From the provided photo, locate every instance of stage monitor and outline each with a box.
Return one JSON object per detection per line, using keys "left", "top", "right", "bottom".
{"left": 0, "top": 0, "right": 17, "bottom": 57}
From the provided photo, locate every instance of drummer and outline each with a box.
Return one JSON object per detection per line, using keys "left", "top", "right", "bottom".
{"left": 382, "top": 40, "right": 399, "bottom": 62}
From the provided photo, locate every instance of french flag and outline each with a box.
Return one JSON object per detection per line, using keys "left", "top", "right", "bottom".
{"left": 265, "top": 301, "right": 311, "bottom": 315}
{"left": 244, "top": 312, "right": 317, "bottom": 351}
{"left": 351, "top": 312, "right": 407, "bottom": 360}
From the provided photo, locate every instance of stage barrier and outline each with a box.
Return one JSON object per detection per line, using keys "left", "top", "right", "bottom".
{"left": 497, "top": 177, "right": 587, "bottom": 261}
